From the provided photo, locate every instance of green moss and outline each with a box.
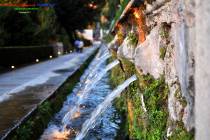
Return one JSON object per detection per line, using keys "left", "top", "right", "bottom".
{"left": 127, "top": 32, "right": 138, "bottom": 47}
{"left": 120, "top": 58, "right": 136, "bottom": 76}
{"left": 159, "top": 22, "right": 171, "bottom": 61}
{"left": 109, "top": 45, "right": 194, "bottom": 139}
{"left": 174, "top": 88, "right": 188, "bottom": 108}
{"left": 159, "top": 29, "right": 169, "bottom": 39}
{"left": 109, "top": 56, "right": 173, "bottom": 140}
{"left": 12, "top": 101, "right": 55, "bottom": 140}
{"left": 110, "top": 59, "right": 169, "bottom": 139}
{"left": 103, "top": 34, "right": 114, "bottom": 43}
{"left": 109, "top": 61, "right": 125, "bottom": 88}
{"left": 169, "top": 121, "right": 194, "bottom": 140}
{"left": 130, "top": 75, "right": 169, "bottom": 140}
{"left": 116, "top": 30, "right": 125, "bottom": 45}
{"left": 109, "top": 58, "right": 129, "bottom": 139}
{"left": 15, "top": 120, "right": 34, "bottom": 140}
{"left": 160, "top": 46, "right": 167, "bottom": 60}
{"left": 159, "top": 23, "right": 170, "bottom": 39}
{"left": 128, "top": 81, "right": 146, "bottom": 139}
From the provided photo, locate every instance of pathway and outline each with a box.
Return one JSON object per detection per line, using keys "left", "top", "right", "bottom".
{"left": 0, "top": 46, "right": 98, "bottom": 138}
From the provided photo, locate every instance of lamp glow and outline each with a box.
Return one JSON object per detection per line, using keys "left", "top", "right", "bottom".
{"left": 134, "top": 10, "right": 140, "bottom": 19}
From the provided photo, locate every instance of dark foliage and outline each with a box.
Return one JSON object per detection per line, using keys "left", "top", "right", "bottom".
{"left": 0, "top": 0, "right": 105, "bottom": 46}
{"left": 0, "top": 46, "right": 54, "bottom": 67}
{"left": 54, "top": 0, "right": 105, "bottom": 31}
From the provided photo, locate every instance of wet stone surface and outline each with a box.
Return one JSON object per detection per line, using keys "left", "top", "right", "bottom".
{"left": 0, "top": 84, "right": 55, "bottom": 137}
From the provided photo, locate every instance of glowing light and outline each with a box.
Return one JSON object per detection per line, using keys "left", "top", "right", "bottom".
{"left": 127, "top": 99, "right": 134, "bottom": 125}
{"left": 89, "top": 3, "right": 93, "bottom": 8}
{"left": 47, "top": 129, "right": 70, "bottom": 140}
{"left": 49, "top": 55, "right": 53, "bottom": 59}
{"left": 85, "top": 79, "right": 91, "bottom": 84}
{"left": 11, "top": 65, "right": 15, "bottom": 69}
{"left": 116, "top": 23, "right": 122, "bottom": 29}
{"left": 133, "top": 10, "right": 140, "bottom": 19}
{"left": 93, "top": 5, "right": 97, "bottom": 9}
{"left": 70, "top": 50, "right": 72, "bottom": 53}
{"left": 58, "top": 51, "right": 61, "bottom": 55}
{"left": 36, "top": 59, "right": 39, "bottom": 62}
{"left": 80, "top": 105, "right": 86, "bottom": 108}
{"left": 72, "top": 111, "right": 81, "bottom": 119}
{"left": 132, "top": 7, "right": 146, "bottom": 43}
{"left": 88, "top": 3, "right": 97, "bottom": 9}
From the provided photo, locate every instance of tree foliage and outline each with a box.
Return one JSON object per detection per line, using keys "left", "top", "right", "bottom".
{"left": 0, "top": 0, "right": 58, "bottom": 46}
{"left": 53, "top": 0, "right": 105, "bottom": 37}
{"left": 0, "top": 0, "right": 106, "bottom": 46}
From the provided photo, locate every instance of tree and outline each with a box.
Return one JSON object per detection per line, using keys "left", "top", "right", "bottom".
{"left": 0, "top": 0, "right": 106, "bottom": 46}
{"left": 0, "top": 0, "right": 59, "bottom": 46}
{"left": 53, "top": 0, "right": 106, "bottom": 42}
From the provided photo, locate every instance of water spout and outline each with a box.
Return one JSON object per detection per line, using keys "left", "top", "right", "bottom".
{"left": 62, "top": 60, "right": 120, "bottom": 125}
{"left": 40, "top": 46, "right": 122, "bottom": 140}
{"left": 105, "top": 60, "right": 120, "bottom": 71}
{"left": 75, "top": 75, "right": 137, "bottom": 140}
{"left": 85, "top": 54, "right": 111, "bottom": 80}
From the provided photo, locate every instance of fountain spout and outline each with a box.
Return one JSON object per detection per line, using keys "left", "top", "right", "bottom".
{"left": 75, "top": 75, "right": 137, "bottom": 140}
{"left": 62, "top": 60, "right": 120, "bottom": 125}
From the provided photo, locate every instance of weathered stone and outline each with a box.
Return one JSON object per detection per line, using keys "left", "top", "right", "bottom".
{"left": 134, "top": 26, "right": 164, "bottom": 79}
{"left": 146, "top": 0, "right": 181, "bottom": 28}
{"left": 145, "top": 0, "right": 195, "bottom": 131}
{"left": 111, "top": 0, "right": 197, "bottom": 138}
{"left": 195, "top": 0, "right": 210, "bottom": 139}
{"left": 170, "top": 0, "right": 195, "bottom": 131}
{"left": 164, "top": 39, "right": 184, "bottom": 122}
{"left": 117, "top": 37, "right": 136, "bottom": 62}
{"left": 107, "top": 36, "right": 118, "bottom": 52}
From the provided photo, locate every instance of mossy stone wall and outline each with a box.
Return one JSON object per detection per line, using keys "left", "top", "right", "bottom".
{"left": 110, "top": 57, "right": 194, "bottom": 140}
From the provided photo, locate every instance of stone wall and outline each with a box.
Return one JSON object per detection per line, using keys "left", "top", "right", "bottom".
{"left": 109, "top": 0, "right": 197, "bottom": 139}
{"left": 195, "top": 0, "right": 210, "bottom": 140}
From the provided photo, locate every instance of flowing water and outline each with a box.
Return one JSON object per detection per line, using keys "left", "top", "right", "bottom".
{"left": 75, "top": 75, "right": 137, "bottom": 140}
{"left": 40, "top": 46, "right": 136, "bottom": 140}
{"left": 62, "top": 58, "right": 119, "bottom": 126}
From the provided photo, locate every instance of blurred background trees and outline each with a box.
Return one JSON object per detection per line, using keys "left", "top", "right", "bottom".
{"left": 53, "top": 0, "right": 106, "bottom": 44}
{"left": 0, "top": 0, "right": 128, "bottom": 47}
{"left": 101, "top": 0, "right": 120, "bottom": 28}
{"left": 0, "top": 0, "right": 58, "bottom": 46}
{"left": 0, "top": 0, "right": 106, "bottom": 47}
